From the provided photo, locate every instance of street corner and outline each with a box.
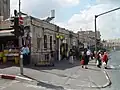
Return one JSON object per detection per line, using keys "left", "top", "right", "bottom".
{"left": 0, "top": 74, "right": 34, "bottom": 83}
{"left": 88, "top": 69, "right": 112, "bottom": 89}
{"left": 70, "top": 65, "right": 112, "bottom": 89}
{"left": 101, "top": 69, "right": 112, "bottom": 88}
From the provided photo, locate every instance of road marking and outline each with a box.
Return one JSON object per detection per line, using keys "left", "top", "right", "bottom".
{"left": 16, "top": 75, "right": 33, "bottom": 81}
{"left": 105, "top": 75, "right": 109, "bottom": 80}
{"left": 26, "top": 84, "right": 53, "bottom": 90}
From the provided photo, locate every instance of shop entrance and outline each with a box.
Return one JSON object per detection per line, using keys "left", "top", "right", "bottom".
{"left": 0, "top": 36, "right": 19, "bottom": 51}
{"left": 0, "top": 36, "right": 20, "bottom": 64}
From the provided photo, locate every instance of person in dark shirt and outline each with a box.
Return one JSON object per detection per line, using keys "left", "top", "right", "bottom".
{"left": 81, "top": 50, "right": 89, "bottom": 69}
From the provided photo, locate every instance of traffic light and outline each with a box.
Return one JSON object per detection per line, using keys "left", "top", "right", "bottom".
{"left": 14, "top": 10, "right": 18, "bottom": 16}
{"left": 96, "top": 39, "right": 100, "bottom": 45}
{"left": 10, "top": 17, "right": 20, "bottom": 37}
{"left": 10, "top": 10, "right": 24, "bottom": 37}
{"left": 19, "top": 25, "right": 24, "bottom": 36}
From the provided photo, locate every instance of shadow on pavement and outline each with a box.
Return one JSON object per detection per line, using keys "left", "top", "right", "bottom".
{"left": 25, "top": 60, "right": 81, "bottom": 71}
{"left": 88, "top": 63, "right": 96, "bottom": 67}
{"left": 23, "top": 74, "right": 65, "bottom": 90}
{"left": 88, "top": 67, "right": 101, "bottom": 72}
{"left": 106, "top": 67, "right": 120, "bottom": 70}
{"left": 0, "top": 61, "right": 19, "bottom": 69}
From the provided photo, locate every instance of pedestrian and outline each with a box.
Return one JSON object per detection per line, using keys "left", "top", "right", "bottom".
{"left": 96, "top": 50, "right": 102, "bottom": 68}
{"left": 81, "top": 51, "right": 88, "bottom": 69}
{"left": 21, "top": 45, "right": 30, "bottom": 65}
{"left": 69, "top": 49, "right": 74, "bottom": 64}
{"left": 80, "top": 51, "right": 84, "bottom": 68}
{"left": 50, "top": 51, "right": 55, "bottom": 66}
{"left": 102, "top": 51, "right": 108, "bottom": 69}
{"left": 86, "top": 49, "right": 91, "bottom": 62}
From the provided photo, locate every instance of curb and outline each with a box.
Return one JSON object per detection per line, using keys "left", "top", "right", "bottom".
{"left": 88, "top": 69, "right": 112, "bottom": 88}
{"left": 101, "top": 69, "right": 112, "bottom": 88}
{"left": 74, "top": 69, "right": 112, "bottom": 89}
{"left": 0, "top": 74, "right": 33, "bottom": 82}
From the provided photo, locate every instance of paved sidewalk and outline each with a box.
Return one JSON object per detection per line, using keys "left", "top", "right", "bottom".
{"left": 0, "top": 60, "right": 110, "bottom": 90}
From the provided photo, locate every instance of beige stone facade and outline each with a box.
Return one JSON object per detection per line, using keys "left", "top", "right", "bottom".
{"left": 0, "top": 0, "right": 10, "bottom": 20}
{"left": 78, "top": 30, "right": 101, "bottom": 48}
{"left": 23, "top": 16, "right": 80, "bottom": 64}
{"left": 23, "top": 16, "right": 102, "bottom": 64}
{"left": 0, "top": 15, "right": 101, "bottom": 64}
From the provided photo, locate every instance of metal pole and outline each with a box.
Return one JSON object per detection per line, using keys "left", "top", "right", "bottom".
{"left": 59, "top": 39, "right": 61, "bottom": 61}
{"left": 94, "top": 7, "right": 120, "bottom": 52}
{"left": 94, "top": 15, "right": 97, "bottom": 52}
{"left": 19, "top": 0, "right": 23, "bottom": 75}
{"left": 97, "top": 7, "right": 120, "bottom": 17}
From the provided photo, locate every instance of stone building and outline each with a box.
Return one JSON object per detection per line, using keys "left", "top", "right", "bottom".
{"left": 104, "top": 39, "right": 120, "bottom": 50}
{"left": 0, "top": 0, "right": 10, "bottom": 20}
{"left": 0, "top": 14, "right": 102, "bottom": 65}
{"left": 23, "top": 16, "right": 79, "bottom": 64}
{"left": 78, "top": 30, "right": 101, "bottom": 48}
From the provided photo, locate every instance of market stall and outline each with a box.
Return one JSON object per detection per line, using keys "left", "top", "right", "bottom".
{"left": 3, "top": 49, "right": 20, "bottom": 64}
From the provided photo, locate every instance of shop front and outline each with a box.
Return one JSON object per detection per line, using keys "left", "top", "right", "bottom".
{"left": 0, "top": 30, "right": 31, "bottom": 65}
{"left": 0, "top": 35, "right": 19, "bottom": 64}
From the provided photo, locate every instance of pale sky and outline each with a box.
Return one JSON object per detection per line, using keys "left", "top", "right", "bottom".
{"left": 10, "top": 0, "right": 120, "bottom": 40}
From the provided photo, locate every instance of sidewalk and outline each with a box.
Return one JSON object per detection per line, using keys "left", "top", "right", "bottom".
{"left": 0, "top": 60, "right": 111, "bottom": 90}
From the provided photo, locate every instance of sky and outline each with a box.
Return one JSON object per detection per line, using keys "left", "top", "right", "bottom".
{"left": 10, "top": 0, "right": 120, "bottom": 40}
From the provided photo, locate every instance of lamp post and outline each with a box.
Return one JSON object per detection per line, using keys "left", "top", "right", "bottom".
{"left": 19, "top": 0, "right": 23, "bottom": 75}
{"left": 94, "top": 6, "right": 120, "bottom": 52}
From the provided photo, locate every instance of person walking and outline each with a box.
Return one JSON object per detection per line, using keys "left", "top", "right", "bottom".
{"left": 96, "top": 50, "right": 102, "bottom": 68}
{"left": 69, "top": 49, "right": 74, "bottom": 64}
{"left": 102, "top": 51, "right": 108, "bottom": 69}
{"left": 81, "top": 50, "right": 88, "bottom": 69}
{"left": 86, "top": 49, "right": 91, "bottom": 62}
{"left": 50, "top": 51, "right": 55, "bottom": 66}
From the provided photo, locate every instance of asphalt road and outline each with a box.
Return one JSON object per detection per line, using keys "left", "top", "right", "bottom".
{"left": 102, "top": 50, "right": 120, "bottom": 90}
{"left": 0, "top": 79, "right": 102, "bottom": 90}
{"left": 0, "top": 79, "right": 53, "bottom": 90}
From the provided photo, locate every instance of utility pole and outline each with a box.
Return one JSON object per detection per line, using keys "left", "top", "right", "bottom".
{"left": 94, "top": 6, "right": 120, "bottom": 52}
{"left": 19, "top": 0, "right": 23, "bottom": 75}
{"left": 94, "top": 15, "right": 97, "bottom": 52}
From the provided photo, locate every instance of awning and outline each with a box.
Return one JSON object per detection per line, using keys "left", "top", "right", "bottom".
{"left": 0, "top": 20, "right": 14, "bottom": 36}
{"left": 0, "top": 30, "right": 14, "bottom": 36}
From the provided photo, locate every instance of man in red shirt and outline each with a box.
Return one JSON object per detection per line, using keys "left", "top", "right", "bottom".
{"left": 102, "top": 52, "right": 109, "bottom": 69}
{"left": 102, "top": 52, "right": 108, "bottom": 64}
